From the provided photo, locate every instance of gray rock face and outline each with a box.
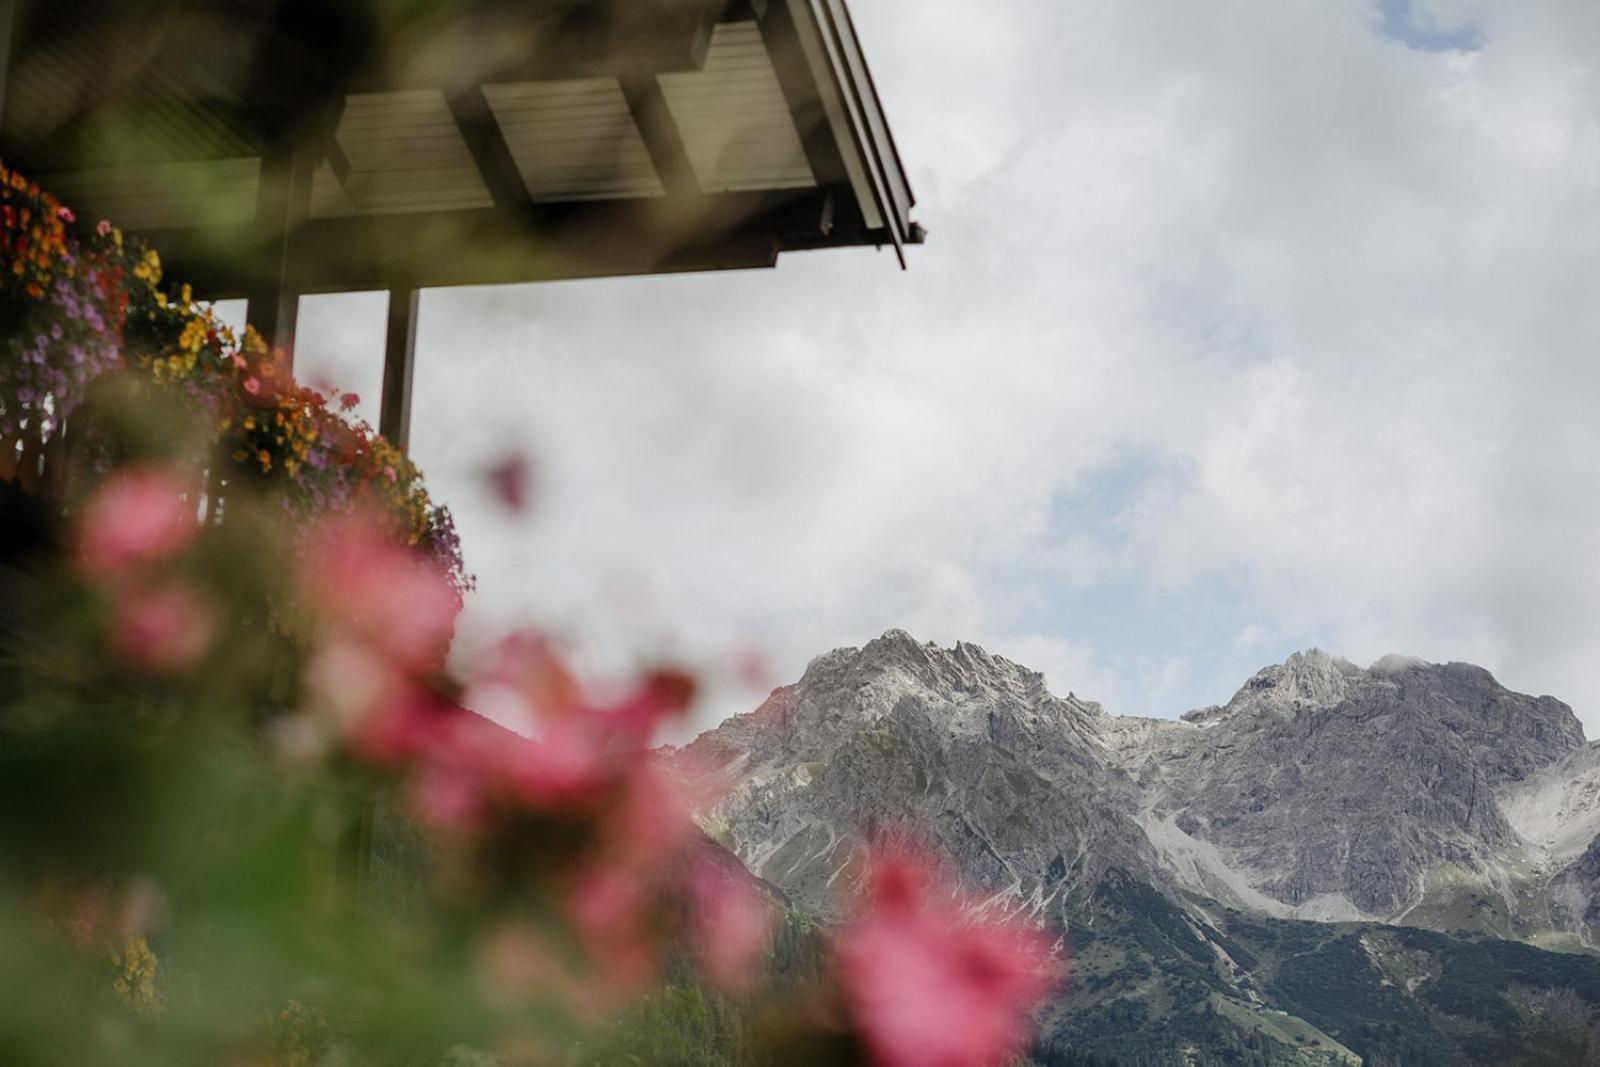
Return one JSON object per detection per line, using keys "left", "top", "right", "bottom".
{"left": 1118, "top": 650, "right": 1584, "bottom": 918}
{"left": 671, "top": 632, "right": 1592, "bottom": 942}
{"left": 669, "top": 630, "right": 1156, "bottom": 919}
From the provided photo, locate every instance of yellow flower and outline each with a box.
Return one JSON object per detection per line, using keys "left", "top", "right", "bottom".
{"left": 110, "top": 936, "right": 161, "bottom": 1017}
{"left": 179, "top": 317, "right": 207, "bottom": 354}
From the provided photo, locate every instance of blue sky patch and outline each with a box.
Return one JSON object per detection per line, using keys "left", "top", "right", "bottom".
{"left": 1378, "top": 0, "right": 1485, "bottom": 52}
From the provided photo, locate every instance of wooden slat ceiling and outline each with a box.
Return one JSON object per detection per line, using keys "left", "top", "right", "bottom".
{"left": 310, "top": 90, "right": 494, "bottom": 217}
{"left": 0, "top": 0, "right": 921, "bottom": 290}
{"left": 482, "top": 79, "right": 664, "bottom": 202}
{"left": 658, "top": 22, "right": 814, "bottom": 194}
{"left": 294, "top": 21, "right": 816, "bottom": 218}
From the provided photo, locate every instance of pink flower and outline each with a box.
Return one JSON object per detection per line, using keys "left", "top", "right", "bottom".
{"left": 96, "top": 219, "right": 112, "bottom": 237}
{"left": 834, "top": 846, "right": 1057, "bottom": 1067}
{"left": 242, "top": 375, "right": 260, "bottom": 396}
{"left": 687, "top": 855, "right": 773, "bottom": 993}
{"left": 304, "top": 637, "right": 403, "bottom": 735}
{"left": 111, "top": 582, "right": 216, "bottom": 673}
{"left": 606, "top": 669, "right": 697, "bottom": 747}
{"left": 602, "top": 762, "right": 693, "bottom": 866}
{"left": 301, "top": 514, "right": 459, "bottom": 671}
{"left": 477, "top": 632, "right": 581, "bottom": 716}
{"left": 733, "top": 648, "right": 774, "bottom": 690}
{"left": 502, "top": 717, "right": 612, "bottom": 809}
{"left": 565, "top": 861, "right": 656, "bottom": 992}
{"left": 75, "top": 467, "right": 196, "bottom": 580}
{"left": 485, "top": 451, "right": 533, "bottom": 513}
{"left": 57, "top": 205, "right": 75, "bottom": 223}
{"left": 408, "top": 756, "right": 486, "bottom": 831}
{"left": 350, "top": 685, "right": 458, "bottom": 766}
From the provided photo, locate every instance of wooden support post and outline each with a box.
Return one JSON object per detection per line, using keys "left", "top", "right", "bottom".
{"left": 0, "top": 0, "right": 15, "bottom": 129}
{"left": 245, "top": 141, "right": 315, "bottom": 368}
{"left": 379, "top": 287, "right": 419, "bottom": 454}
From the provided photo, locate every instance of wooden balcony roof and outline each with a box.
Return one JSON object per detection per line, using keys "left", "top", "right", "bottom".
{"left": 0, "top": 0, "right": 922, "bottom": 297}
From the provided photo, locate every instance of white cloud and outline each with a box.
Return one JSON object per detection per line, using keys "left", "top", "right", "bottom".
{"left": 318, "top": 0, "right": 1600, "bottom": 736}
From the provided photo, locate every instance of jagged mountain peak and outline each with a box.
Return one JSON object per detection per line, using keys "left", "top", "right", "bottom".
{"left": 1183, "top": 647, "right": 1363, "bottom": 724}
{"left": 672, "top": 628, "right": 1150, "bottom": 916}
{"left": 793, "top": 629, "right": 1094, "bottom": 727}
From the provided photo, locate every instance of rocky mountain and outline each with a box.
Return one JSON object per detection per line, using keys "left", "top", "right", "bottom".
{"left": 667, "top": 631, "right": 1600, "bottom": 1065}
{"left": 672, "top": 629, "right": 1159, "bottom": 918}
{"left": 1108, "top": 650, "right": 1587, "bottom": 931}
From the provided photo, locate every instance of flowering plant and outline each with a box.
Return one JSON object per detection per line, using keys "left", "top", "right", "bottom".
{"left": 0, "top": 163, "right": 127, "bottom": 446}
{"left": 0, "top": 167, "right": 1057, "bottom": 1066}
{"left": 0, "top": 159, "right": 467, "bottom": 591}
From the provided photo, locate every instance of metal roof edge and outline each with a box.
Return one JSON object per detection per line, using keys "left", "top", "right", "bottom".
{"left": 783, "top": 0, "right": 920, "bottom": 261}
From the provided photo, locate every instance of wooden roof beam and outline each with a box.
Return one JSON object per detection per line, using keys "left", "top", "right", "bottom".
{"left": 445, "top": 86, "right": 536, "bottom": 220}
{"left": 619, "top": 74, "right": 699, "bottom": 200}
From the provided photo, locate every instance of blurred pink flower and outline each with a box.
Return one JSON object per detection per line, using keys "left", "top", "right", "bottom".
{"left": 409, "top": 756, "right": 486, "bottom": 831}
{"left": 607, "top": 669, "right": 696, "bottom": 747}
{"left": 111, "top": 582, "right": 216, "bottom": 673}
{"left": 305, "top": 637, "right": 402, "bottom": 732}
{"left": 352, "top": 685, "right": 459, "bottom": 766}
{"left": 485, "top": 451, "right": 533, "bottom": 513}
{"left": 732, "top": 648, "right": 773, "bottom": 690}
{"left": 602, "top": 762, "right": 693, "bottom": 867}
{"left": 477, "top": 632, "right": 582, "bottom": 718}
{"left": 565, "top": 861, "right": 656, "bottom": 993}
{"left": 835, "top": 846, "right": 1057, "bottom": 1067}
{"left": 75, "top": 467, "right": 195, "bottom": 580}
{"left": 687, "top": 856, "right": 773, "bottom": 993}
{"left": 502, "top": 717, "right": 612, "bottom": 809}
{"left": 301, "top": 514, "right": 459, "bottom": 671}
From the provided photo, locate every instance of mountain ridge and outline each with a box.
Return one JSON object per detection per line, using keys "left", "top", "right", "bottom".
{"left": 664, "top": 630, "right": 1600, "bottom": 1064}
{"left": 673, "top": 630, "right": 1591, "bottom": 936}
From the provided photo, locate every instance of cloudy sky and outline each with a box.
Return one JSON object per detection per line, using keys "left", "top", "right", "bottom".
{"left": 283, "top": 0, "right": 1600, "bottom": 737}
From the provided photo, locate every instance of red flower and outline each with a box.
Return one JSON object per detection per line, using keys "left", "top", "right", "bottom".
{"left": 835, "top": 846, "right": 1057, "bottom": 1067}
{"left": 75, "top": 467, "right": 196, "bottom": 580}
